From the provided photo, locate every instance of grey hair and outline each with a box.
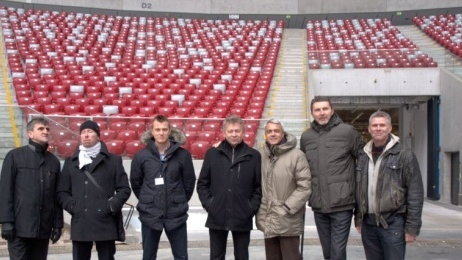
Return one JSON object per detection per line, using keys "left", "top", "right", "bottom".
{"left": 27, "top": 117, "right": 49, "bottom": 132}
{"left": 222, "top": 115, "right": 245, "bottom": 131}
{"left": 369, "top": 110, "right": 392, "bottom": 125}
{"left": 264, "top": 118, "right": 285, "bottom": 132}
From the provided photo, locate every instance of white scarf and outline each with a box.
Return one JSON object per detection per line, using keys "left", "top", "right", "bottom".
{"left": 79, "top": 142, "right": 101, "bottom": 169}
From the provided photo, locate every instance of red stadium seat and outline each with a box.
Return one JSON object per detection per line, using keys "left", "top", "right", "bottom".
{"left": 125, "top": 140, "right": 145, "bottom": 158}
{"left": 190, "top": 141, "right": 211, "bottom": 159}
{"left": 105, "top": 140, "right": 125, "bottom": 155}
{"left": 56, "top": 140, "right": 79, "bottom": 159}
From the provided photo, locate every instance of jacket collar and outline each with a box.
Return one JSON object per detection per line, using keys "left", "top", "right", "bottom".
{"left": 70, "top": 141, "right": 110, "bottom": 172}
{"left": 363, "top": 134, "right": 400, "bottom": 157}
{"left": 146, "top": 139, "right": 181, "bottom": 160}
{"left": 310, "top": 113, "right": 342, "bottom": 133}
{"left": 263, "top": 132, "right": 297, "bottom": 157}
{"left": 27, "top": 139, "right": 48, "bottom": 154}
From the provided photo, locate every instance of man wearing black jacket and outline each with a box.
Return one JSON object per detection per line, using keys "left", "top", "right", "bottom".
{"left": 197, "top": 115, "right": 262, "bottom": 260}
{"left": 0, "top": 117, "right": 63, "bottom": 260}
{"left": 57, "top": 120, "right": 131, "bottom": 260}
{"left": 130, "top": 115, "right": 196, "bottom": 260}
{"left": 354, "top": 111, "right": 424, "bottom": 260}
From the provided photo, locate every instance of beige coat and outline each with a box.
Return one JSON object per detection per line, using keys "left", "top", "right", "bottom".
{"left": 256, "top": 133, "right": 312, "bottom": 238}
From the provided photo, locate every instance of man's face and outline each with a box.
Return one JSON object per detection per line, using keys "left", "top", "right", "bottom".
{"left": 28, "top": 123, "right": 50, "bottom": 145}
{"left": 152, "top": 120, "right": 170, "bottom": 145}
{"left": 311, "top": 101, "right": 334, "bottom": 125}
{"left": 368, "top": 117, "right": 392, "bottom": 144}
{"left": 80, "top": 129, "right": 99, "bottom": 148}
{"left": 223, "top": 123, "right": 244, "bottom": 147}
{"left": 265, "top": 122, "right": 284, "bottom": 145}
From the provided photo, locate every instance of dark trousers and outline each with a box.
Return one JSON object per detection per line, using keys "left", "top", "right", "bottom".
{"left": 264, "top": 236, "right": 301, "bottom": 260}
{"left": 7, "top": 237, "right": 49, "bottom": 260}
{"left": 314, "top": 210, "right": 353, "bottom": 260}
{"left": 141, "top": 222, "right": 188, "bottom": 260}
{"left": 72, "top": 240, "right": 116, "bottom": 260}
{"left": 361, "top": 215, "right": 406, "bottom": 260}
{"left": 209, "top": 229, "right": 250, "bottom": 260}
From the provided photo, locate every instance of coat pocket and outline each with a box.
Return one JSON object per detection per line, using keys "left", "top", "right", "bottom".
{"left": 327, "top": 175, "right": 355, "bottom": 207}
{"left": 308, "top": 178, "right": 322, "bottom": 209}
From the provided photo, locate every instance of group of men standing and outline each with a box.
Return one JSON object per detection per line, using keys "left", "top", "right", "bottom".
{"left": 0, "top": 96, "right": 424, "bottom": 260}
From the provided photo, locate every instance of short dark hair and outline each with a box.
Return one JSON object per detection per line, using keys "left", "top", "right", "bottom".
{"left": 152, "top": 114, "right": 170, "bottom": 129}
{"left": 369, "top": 111, "right": 392, "bottom": 125}
{"left": 310, "top": 96, "right": 333, "bottom": 112}
{"left": 27, "top": 117, "right": 49, "bottom": 132}
{"left": 222, "top": 115, "right": 245, "bottom": 132}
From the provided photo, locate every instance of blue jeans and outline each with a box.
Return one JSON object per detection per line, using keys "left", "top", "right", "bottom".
{"left": 141, "top": 222, "right": 188, "bottom": 260}
{"left": 361, "top": 215, "right": 406, "bottom": 260}
{"left": 314, "top": 210, "right": 353, "bottom": 260}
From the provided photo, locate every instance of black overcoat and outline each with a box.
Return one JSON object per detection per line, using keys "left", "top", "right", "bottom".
{"left": 57, "top": 142, "right": 131, "bottom": 241}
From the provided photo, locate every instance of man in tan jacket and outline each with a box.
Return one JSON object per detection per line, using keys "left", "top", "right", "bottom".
{"left": 256, "top": 119, "right": 312, "bottom": 260}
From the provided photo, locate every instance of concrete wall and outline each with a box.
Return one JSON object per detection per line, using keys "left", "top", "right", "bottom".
{"left": 4, "top": 0, "right": 461, "bottom": 14}
{"left": 439, "top": 69, "right": 462, "bottom": 204}
{"left": 308, "top": 68, "right": 440, "bottom": 97}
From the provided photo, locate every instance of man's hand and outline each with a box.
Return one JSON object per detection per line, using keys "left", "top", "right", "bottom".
{"left": 405, "top": 233, "right": 416, "bottom": 243}
{"left": 1, "top": 223, "right": 15, "bottom": 241}
{"left": 355, "top": 225, "right": 362, "bottom": 234}
{"left": 50, "top": 228, "right": 62, "bottom": 244}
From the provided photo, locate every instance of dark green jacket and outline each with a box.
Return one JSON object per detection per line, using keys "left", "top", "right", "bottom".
{"left": 300, "top": 114, "right": 362, "bottom": 213}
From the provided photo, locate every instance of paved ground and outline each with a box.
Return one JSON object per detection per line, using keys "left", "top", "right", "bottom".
{"left": 1, "top": 200, "right": 462, "bottom": 259}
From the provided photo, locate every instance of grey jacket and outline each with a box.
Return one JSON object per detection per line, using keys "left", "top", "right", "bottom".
{"left": 256, "top": 133, "right": 312, "bottom": 238}
{"left": 354, "top": 135, "right": 424, "bottom": 236}
{"left": 300, "top": 114, "right": 362, "bottom": 213}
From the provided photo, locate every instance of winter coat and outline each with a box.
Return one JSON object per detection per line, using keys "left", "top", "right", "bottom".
{"left": 354, "top": 134, "right": 424, "bottom": 236}
{"left": 256, "top": 133, "right": 312, "bottom": 238}
{"left": 57, "top": 142, "right": 131, "bottom": 241}
{"left": 130, "top": 128, "right": 196, "bottom": 231}
{"left": 197, "top": 140, "right": 262, "bottom": 231}
{"left": 0, "top": 140, "right": 63, "bottom": 239}
{"left": 300, "top": 113, "right": 362, "bottom": 213}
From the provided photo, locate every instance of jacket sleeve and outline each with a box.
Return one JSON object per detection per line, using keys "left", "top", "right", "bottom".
{"left": 249, "top": 151, "right": 262, "bottom": 215}
{"left": 0, "top": 151, "right": 16, "bottom": 224}
{"left": 57, "top": 159, "right": 76, "bottom": 214}
{"left": 53, "top": 161, "right": 64, "bottom": 229}
{"left": 109, "top": 156, "right": 131, "bottom": 212}
{"left": 196, "top": 149, "right": 213, "bottom": 211}
{"left": 350, "top": 128, "right": 364, "bottom": 159}
{"left": 129, "top": 155, "right": 143, "bottom": 199}
{"left": 284, "top": 152, "right": 312, "bottom": 215}
{"left": 404, "top": 151, "right": 424, "bottom": 236}
{"left": 181, "top": 151, "right": 196, "bottom": 201}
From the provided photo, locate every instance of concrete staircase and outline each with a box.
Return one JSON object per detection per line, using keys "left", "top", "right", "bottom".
{"left": 258, "top": 29, "right": 309, "bottom": 147}
{"left": 398, "top": 25, "right": 462, "bottom": 77}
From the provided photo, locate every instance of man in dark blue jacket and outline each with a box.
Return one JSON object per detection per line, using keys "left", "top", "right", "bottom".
{"left": 197, "top": 115, "right": 262, "bottom": 260}
{"left": 130, "top": 115, "right": 196, "bottom": 260}
{"left": 0, "top": 117, "right": 63, "bottom": 260}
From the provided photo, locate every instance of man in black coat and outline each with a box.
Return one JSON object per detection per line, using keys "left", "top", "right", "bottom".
{"left": 0, "top": 117, "right": 63, "bottom": 260}
{"left": 57, "top": 120, "right": 131, "bottom": 260}
{"left": 197, "top": 115, "right": 262, "bottom": 260}
{"left": 130, "top": 115, "right": 196, "bottom": 260}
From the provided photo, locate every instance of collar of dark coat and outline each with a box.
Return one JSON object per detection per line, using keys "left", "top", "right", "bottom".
{"left": 70, "top": 142, "right": 110, "bottom": 172}
{"left": 27, "top": 139, "right": 48, "bottom": 154}
{"left": 217, "top": 140, "right": 252, "bottom": 162}
{"left": 360, "top": 138, "right": 401, "bottom": 158}
{"left": 311, "top": 113, "right": 342, "bottom": 132}
{"left": 146, "top": 139, "right": 181, "bottom": 160}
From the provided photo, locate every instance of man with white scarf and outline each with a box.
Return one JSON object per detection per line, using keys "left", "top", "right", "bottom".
{"left": 58, "top": 120, "right": 131, "bottom": 260}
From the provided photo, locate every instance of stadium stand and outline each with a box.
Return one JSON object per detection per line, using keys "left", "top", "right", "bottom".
{"left": 0, "top": 6, "right": 283, "bottom": 158}
{"left": 413, "top": 14, "right": 462, "bottom": 58}
{"left": 306, "top": 18, "right": 438, "bottom": 69}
